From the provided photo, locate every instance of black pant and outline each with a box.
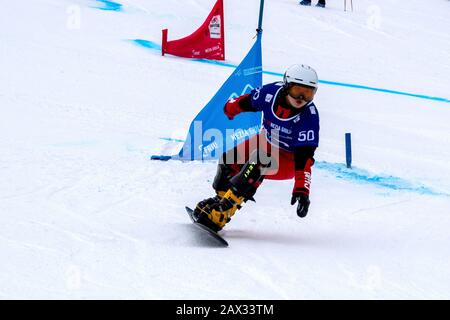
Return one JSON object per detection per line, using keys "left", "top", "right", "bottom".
{"left": 302, "top": 0, "right": 326, "bottom": 4}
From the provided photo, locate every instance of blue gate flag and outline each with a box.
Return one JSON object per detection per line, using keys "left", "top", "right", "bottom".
{"left": 152, "top": 37, "right": 263, "bottom": 161}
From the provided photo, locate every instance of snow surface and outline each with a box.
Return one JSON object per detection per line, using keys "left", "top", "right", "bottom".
{"left": 0, "top": 0, "right": 449, "bottom": 299}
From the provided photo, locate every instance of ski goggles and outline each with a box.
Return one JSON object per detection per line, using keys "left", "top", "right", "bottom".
{"left": 287, "top": 84, "right": 316, "bottom": 102}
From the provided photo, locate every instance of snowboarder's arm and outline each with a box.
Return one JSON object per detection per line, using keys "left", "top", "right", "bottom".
{"left": 224, "top": 94, "right": 257, "bottom": 119}
{"left": 293, "top": 146, "right": 316, "bottom": 196}
{"left": 291, "top": 146, "right": 316, "bottom": 218}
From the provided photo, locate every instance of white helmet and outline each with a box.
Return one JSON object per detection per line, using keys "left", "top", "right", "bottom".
{"left": 283, "top": 64, "right": 318, "bottom": 90}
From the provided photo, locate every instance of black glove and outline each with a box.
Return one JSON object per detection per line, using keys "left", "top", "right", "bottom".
{"left": 290, "top": 193, "right": 310, "bottom": 218}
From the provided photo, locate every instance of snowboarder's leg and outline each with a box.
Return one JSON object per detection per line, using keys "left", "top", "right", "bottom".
{"left": 195, "top": 134, "right": 255, "bottom": 212}
{"left": 299, "top": 0, "right": 312, "bottom": 6}
{"left": 212, "top": 162, "right": 241, "bottom": 195}
{"left": 192, "top": 162, "right": 239, "bottom": 232}
{"left": 193, "top": 148, "right": 244, "bottom": 222}
{"left": 262, "top": 145, "right": 295, "bottom": 181}
{"left": 195, "top": 150, "right": 269, "bottom": 231}
{"left": 316, "top": 0, "right": 326, "bottom": 8}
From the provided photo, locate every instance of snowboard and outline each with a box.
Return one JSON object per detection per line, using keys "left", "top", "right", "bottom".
{"left": 185, "top": 206, "right": 229, "bottom": 247}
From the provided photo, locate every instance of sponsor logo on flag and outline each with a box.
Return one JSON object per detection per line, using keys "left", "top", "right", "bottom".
{"left": 209, "top": 15, "right": 221, "bottom": 39}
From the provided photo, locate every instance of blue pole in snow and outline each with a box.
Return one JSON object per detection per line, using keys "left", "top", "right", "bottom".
{"left": 345, "top": 133, "right": 352, "bottom": 168}
{"left": 257, "top": 0, "right": 264, "bottom": 38}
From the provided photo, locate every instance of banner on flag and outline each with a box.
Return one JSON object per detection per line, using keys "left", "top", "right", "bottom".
{"left": 152, "top": 36, "right": 263, "bottom": 161}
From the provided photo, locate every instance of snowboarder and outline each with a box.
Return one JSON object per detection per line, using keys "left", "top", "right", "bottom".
{"left": 300, "top": 0, "right": 326, "bottom": 8}
{"left": 193, "top": 64, "right": 320, "bottom": 232}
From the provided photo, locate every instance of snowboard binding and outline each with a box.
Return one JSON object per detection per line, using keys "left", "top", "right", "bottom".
{"left": 193, "top": 151, "right": 267, "bottom": 231}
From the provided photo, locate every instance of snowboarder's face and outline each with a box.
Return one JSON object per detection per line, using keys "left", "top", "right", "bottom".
{"left": 286, "top": 84, "right": 316, "bottom": 109}
{"left": 287, "top": 95, "right": 308, "bottom": 109}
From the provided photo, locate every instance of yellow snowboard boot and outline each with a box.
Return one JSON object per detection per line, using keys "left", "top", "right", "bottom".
{"left": 194, "top": 189, "right": 244, "bottom": 232}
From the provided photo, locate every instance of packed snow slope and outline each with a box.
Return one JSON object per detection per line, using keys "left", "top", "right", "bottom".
{"left": 0, "top": 0, "right": 449, "bottom": 299}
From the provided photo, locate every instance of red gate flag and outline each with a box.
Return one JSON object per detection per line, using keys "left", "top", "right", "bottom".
{"left": 161, "top": 0, "right": 225, "bottom": 60}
